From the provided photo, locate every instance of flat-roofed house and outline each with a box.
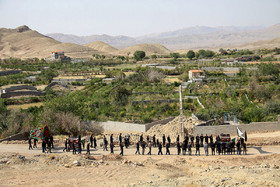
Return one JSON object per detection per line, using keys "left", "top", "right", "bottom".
{"left": 188, "top": 69, "right": 204, "bottom": 80}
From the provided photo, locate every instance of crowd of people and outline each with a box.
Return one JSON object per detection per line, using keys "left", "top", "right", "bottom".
{"left": 28, "top": 133, "right": 247, "bottom": 156}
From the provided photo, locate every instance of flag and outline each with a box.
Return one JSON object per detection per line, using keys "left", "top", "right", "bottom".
{"left": 236, "top": 127, "right": 245, "bottom": 139}
{"left": 30, "top": 125, "right": 50, "bottom": 139}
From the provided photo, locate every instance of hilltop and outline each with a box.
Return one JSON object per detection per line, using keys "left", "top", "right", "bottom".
{"left": 84, "top": 41, "right": 118, "bottom": 54}
{"left": 0, "top": 25, "right": 101, "bottom": 59}
{"left": 115, "top": 43, "right": 171, "bottom": 56}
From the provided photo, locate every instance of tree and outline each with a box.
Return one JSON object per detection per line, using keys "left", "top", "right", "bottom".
{"left": 151, "top": 54, "right": 158, "bottom": 60}
{"left": 134, "top": 51, "right": 146, "bottom": 61}
{"left": 111, "top": 86, "right": 131, "bottom": 105}
{"left": 219, "top": 48, "right": 228, "bottom": 55}
{"left": 186, "top": 50, "right": 195, "bottom": 60}
{"left": 170, "top": 53, "right": 180, "bottom": 59}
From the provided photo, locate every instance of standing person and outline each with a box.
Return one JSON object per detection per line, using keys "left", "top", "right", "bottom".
{"left": 119, "top": 133, "right": 122, "bottom": 146}
{"left": 200, "top": 134, "right": 204, "bottom": 147}
{"left": 176, "top": 141, "right": 181, "bottom": 155}
{"left": 47, "top": 138, "right": 52, "bottom": 153}
{"left": 50, "top": 135, "right": 54, "bottom": 149}
{"left": 110, "top": 134, "right": 114, "bottom": 144}
{"left": 78, "top": 139, "right": 82, "bottom": 154}
{"left": 93, "top": 136, "right": 97, "bottom": 149}
{"left": 90, "top": 135, "right": 93, "bottom": 148}
{"left": 153, "top": 135, "right": 156, "bottom": 147}
{"left": 110, "top": 142, "right": 114, "bottom": 154}
{"left": 176, "top": 135, "right": 180, "bottom": 142}
{"left": 187, "top": 142, "right": 192, "bottom": 155}
{"left": 135, "top": 141, "right": 140, "bottom": 155}
{"left": 242, "top": 142, "right": 247, "bottom": 155}
{"left": 103, "top": 135, "right": 108, "bottom": 151}
{"left": 28, "top": 138, "right": 33, "bottom": 150}
{"left": 167, "top": 135, "right": 171, "bottom": 145}
{"left": 158, "top": 142, "right": 163, "bottom": 155}
{"left": 216, "top": 135, "right": 220, "bottom": 142}
{"left": 210, "top": 134, "right": 213, "bottom": 144}
{"left": 73, "top": 140, "right": 77, "bottom": 154}
{"left": 63, "top": 138, "right": 68, "bottom": 152}
{"left": 204, "top": 141, "right": 209, "bottom": 156}
{"left": 195, "top": 134, "right": 199, "bottom": 145}
{"left": 182, "top": 141, "right": 186, "bottom": 155}
{"left": 140, "top": 133, "right": 143, "bottom": 142}
{"left": 120, "top": 143, "right": 124, "bottom": 156}
{"left": 147, "top": 141, "right": 152, "bottom": 155}
{"left": 236, "top": 140, "right": 241, "bottom": 155}
{"left": 86, "top": 141, "right": 90, "bottom": 155}
{"left": 217, "top": 141, "right": 221, "bottom": 155}
{"left": 146, "top": 135, "right": 150, "bottom": 143}
{"left": 205, "top": 134, "right": 209, "bottom": 144}
{"left": 42, "top": 139, "right": 46, "bottom": 153}
{"left": 141, "top": 141, "right": 146, "bottom": 155}
{"left": 195, "top": 141, "right": 200, "bottom": 156}
{"left": 166, "top": 142, "right": 170, "bottom": 155}
{"left": 162, "top": 134, "right": 166, "bottom": 147}
{"left": 156, "top": 139, "right": 159, "bottom": 147}
{"left": 33, "top": 139, "right": 37, "bottom": 148}
{"left": 191, "top": 135, "right": 194, "bottom": 147}
{"left": 210, "top": 141, "right": 215, "bottom": 155}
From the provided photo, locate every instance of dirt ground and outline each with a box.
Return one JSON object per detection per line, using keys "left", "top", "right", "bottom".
{"left": 1, "top": 132, "right": 280, "bottom": 187}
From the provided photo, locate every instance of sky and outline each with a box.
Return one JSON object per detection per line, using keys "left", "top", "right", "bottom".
{"left": 0, "top": 0, "right": 280, "bottom": 37}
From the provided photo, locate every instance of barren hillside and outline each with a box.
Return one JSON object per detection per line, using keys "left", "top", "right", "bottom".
{"left": 84, "top": 41, "right": 118, "bottom": 54}
{"left": 0, "top": 25, "right": 101, "bottom": 59}
{"left": 115, "top": 43, "right": 171, "bottom": 56}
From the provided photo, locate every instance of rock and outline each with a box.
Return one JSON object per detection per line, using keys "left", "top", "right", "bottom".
{"left": 0, "top": 158, "right": 9, "bottom": 164}
{"left": 72, "top": 160, "right": 81, "bottom": 166}
{"left": 64, "top": 164, "right": 70, "bottom": 168}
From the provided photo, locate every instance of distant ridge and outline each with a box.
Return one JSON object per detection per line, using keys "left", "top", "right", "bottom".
{"left": 85, "top": 41, "right": 118, "bottom": 54}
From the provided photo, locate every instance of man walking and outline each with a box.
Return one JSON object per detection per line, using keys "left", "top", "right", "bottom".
{"left": 135, "top": 141, "right": 140, "bottom": 155}
{"left": 141, "top": 141, "right": 146, "bottom": 155}
{"left": 147, "top": 141, "right": 152, "bottom": 155}
{"left": 162, "top": 134, "right": 166, "bottom": 147}
{"left": 28, "top": 137, "right": 33, "bottom": 150}
{"left": 158, "top": 142, "right": 163, "bottom": 155}
{"left": 166, "top": 142, "right": 170, "bottom": 155}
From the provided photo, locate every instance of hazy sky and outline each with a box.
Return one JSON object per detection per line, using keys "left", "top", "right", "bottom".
{"left": 0, "top": 0, "right": 280, "bottom": 36}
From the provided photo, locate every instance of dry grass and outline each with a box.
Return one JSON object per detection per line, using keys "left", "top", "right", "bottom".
{"left": 7, "top": 102, "right": 43, "bottom": 110}
{"left": 164, "top": 76, "right": 180, "bottom": 83}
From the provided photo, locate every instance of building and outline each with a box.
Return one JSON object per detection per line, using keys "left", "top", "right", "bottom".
{"left": 51, "top": 51, "right": 71, "bottom": 60}
{"left": 188, "top": 70, "right": 204, "bottom": 80}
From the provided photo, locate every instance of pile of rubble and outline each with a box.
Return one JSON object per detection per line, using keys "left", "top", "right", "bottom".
{"left": 145, "top": 115, "right": 203, "bottom": 141}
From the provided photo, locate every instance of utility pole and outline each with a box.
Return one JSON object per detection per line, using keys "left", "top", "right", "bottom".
{"left": 179, "top": 85, "right": 184, "bottom": 138}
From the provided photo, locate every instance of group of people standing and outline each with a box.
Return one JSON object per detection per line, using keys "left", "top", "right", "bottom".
{"left": 28, "top": 135, "right": 54, "bottom": 153}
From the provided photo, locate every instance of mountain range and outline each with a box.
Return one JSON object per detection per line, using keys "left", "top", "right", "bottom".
{"left": 47, "top": 24, "right": 280, "bottom": 50}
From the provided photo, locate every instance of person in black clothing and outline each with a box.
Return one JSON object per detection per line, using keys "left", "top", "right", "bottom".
{"left": 110, "top": 134, "right": 113, "bottom": 144}
{"left": 119, "top": 133, "right": 122, "bottom": 146}
{"left": 162, "top": 134, "right": 166, "bottom": 147}
{"left": 166, "top": 142, "right": 170, "bottom": 155}
{"left": 153, "top": 135, "right": 156, "bottom": 147}
{"left": 231, "top": 141, "right": 235, "bottom": 155}
{"left": 191, "top": 135, "right": 194, "bottom": 147}
{"left": 47, "top": 138, "right": 52, "bottom": 153}
{"left": 236, "top": 140, "right": 241, "bottom": 155}
{"left": 110, "top": 142, "right": 114, "bottom": 154}
{"left": 195, "top": 134, "right": 199, "bottom": 144}
{"left": 135, "top": 141, "right": 140, "bottom": 155}
{"left": 158, "top": 142, "right": 163, "bottom": 155}
{"left": 42, "top": 139, "right": 46, "bottom": 153}
{"left": 210, "top": 141, "right": 215, "bottom": 155}
{"left": 120, "top": 143, "right": 124, "bottom": 156}
{"left": 176, "top": 141, "right": 181, "bottom": 155}
{"left": 216, "top": 135, "right": 220, "bottom": 142}
{"left": 86, "top": 142, "right": 90, "bottom": 155}
{"left": 33, "top": 139, "right": 37, "bottom": 148}
{"left": 176, "top": 135, "right": 180, "bottom": 142}
{"left": 217, "top": 141, "right": 221, "bottom": 155}
{"left": 240, "top": 138, "right": 245, "bottom": 145}
{"left": 28, "top": 138, "right": 33, "bottom": 150}
{"left": 103, "top": 135, "right": 108, "bottom": 151}
{"left": 147, "top": 141, "right": 152, "bottom": 155}
{"left": 205, "top": 134, "right": 209, "bottom": 144}
{"left": 221, "top": 142, "right": 226, "bottom": 155}
{"left": 73, "top": 141, "right": 76, "bottom": 154}
{"left": 63, "top": 138, "right": 68, "bottom": 152}
{"left": 167, "top": 135, "right": 171, "bottom": 144}
{"left": 242, "top": 142, "right": 247, "bottom": 155}
{"left": 90, "top": 135, "right": 93, "bottom": 148}
{"left": 141, "top": 141, "right": 146, "bottom": 155}
{"left": 140, "top": 133, "right": 143, "bottom": 142}
{"left": 209, "top": 134, "right": 213, "bottom": 144}
{"left": 78, "top": 140, "right": 82, "bottom": 154}
{"left": 182, "top": 141, "right": 186, "bottom": 155}
{"left": 200, "top": 134, "right": 204, "bottom": 147}
{"left": 146, "top": 135, "right": 149, "bottom": 143}
{"left": 50, "top": 135, "right": 54, "bottom": 148}
{"left": 93, "top": 136, "right": 97, "bottom": 149}
{"left": 195, "top": 141, "right": 200, "bottom": 156}
{"left": 187, "top": 142, "right": 192, "bottom": 155}
{"left": 185, "top": 135, "right": 189, "bottom": 145}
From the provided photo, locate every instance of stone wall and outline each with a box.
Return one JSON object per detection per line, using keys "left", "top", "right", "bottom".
{"left": 194, "top": 118, "right": 280, "bottom": 136}
{"left": 1, "top": 91, "right": 45, "bottom": 98}
{"left": 99, "top": 121, "right": 146, "bottom": 133}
